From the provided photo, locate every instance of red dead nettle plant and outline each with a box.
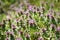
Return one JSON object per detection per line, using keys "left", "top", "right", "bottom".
{"left": 0, "top": 1, "right": 60, "bottom": 40}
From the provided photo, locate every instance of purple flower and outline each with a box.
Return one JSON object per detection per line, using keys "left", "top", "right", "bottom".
{"left": 28, "top": 19, "right": 35, "bottom": 25}
{"left": 10, "top": 31, "right": 14, "bottom": 35}
{"left": 50, "top": 15, "right": 54, "bottom": 19}
{"left": 15, "top": 8, "right": 20, "bottom": 13}
{"left": 16, "top": 37, "right": 22, "bottom": 40}
{"left": 47, "top": 13, "right": 52, "bottom": 17}
{"left": 19, "top": 30, "right": 23, "bottom": 34}
{"left": 5, "top": 37, "right": 9, "bottom": 40}
{"left": 28, "top": 5, "right": 32, "bottom": 11}
{"left": 34, "top": 32, "right": 40, "bottom": 35}
{"left": 15, "top": 18, "right": 20, "bottom": 23}
{"left": 50, "top": 24, "right": 56, "bottom": 29}
{"left": 6, "top": 31, "right": 10, "bottom": 36}
{"left": 24, "top": 10, "right": 29, "bottom": 14}
{"left": 56, "top": 26, "right": 60, "bottom": 32}
{"left": 25, "top": 33, "right": 30, "bottom": 38}
{"left": 11, "top": 24, "right": 16, "bottom": 30}
{"left": 47, "top": 13, "right": 54, "bottom": 19}
{"left": 6, "top": 31, "right": 14, "bottom": 36}
{"left": 42, "top": 28, "right": 46, "bottom": 33}
{"left": 24, "top": 10, "right": 30, "bottom": 17}
{"left": 38, "top": 37, "right": 43, "bottom": 40}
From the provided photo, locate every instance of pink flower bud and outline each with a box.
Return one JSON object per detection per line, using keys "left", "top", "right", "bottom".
{"left": 11, "top": 24, "right": 16, "bottom": 30}
{"left": 56, "top": 26, "right": 60, "bottom": 32}
{"left": 5, "top": 37, "right": 9, "bottom": 40}
{"left": 28, "top": 5, "right": 32, "bottom": 11}
{"left": 28, "top": 19, "right": 35, "bottom": 25}
{"left": 25, "top": 33, "right": 30, "bottom": 38}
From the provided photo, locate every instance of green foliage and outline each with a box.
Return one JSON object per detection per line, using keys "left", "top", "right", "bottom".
{"left": 29, "top": 0, "right": 40, "bottom": 6}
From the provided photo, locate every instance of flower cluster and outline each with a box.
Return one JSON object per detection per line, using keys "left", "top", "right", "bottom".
{"left": 0, "top": 1, "right": 60, "bottom": 40}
